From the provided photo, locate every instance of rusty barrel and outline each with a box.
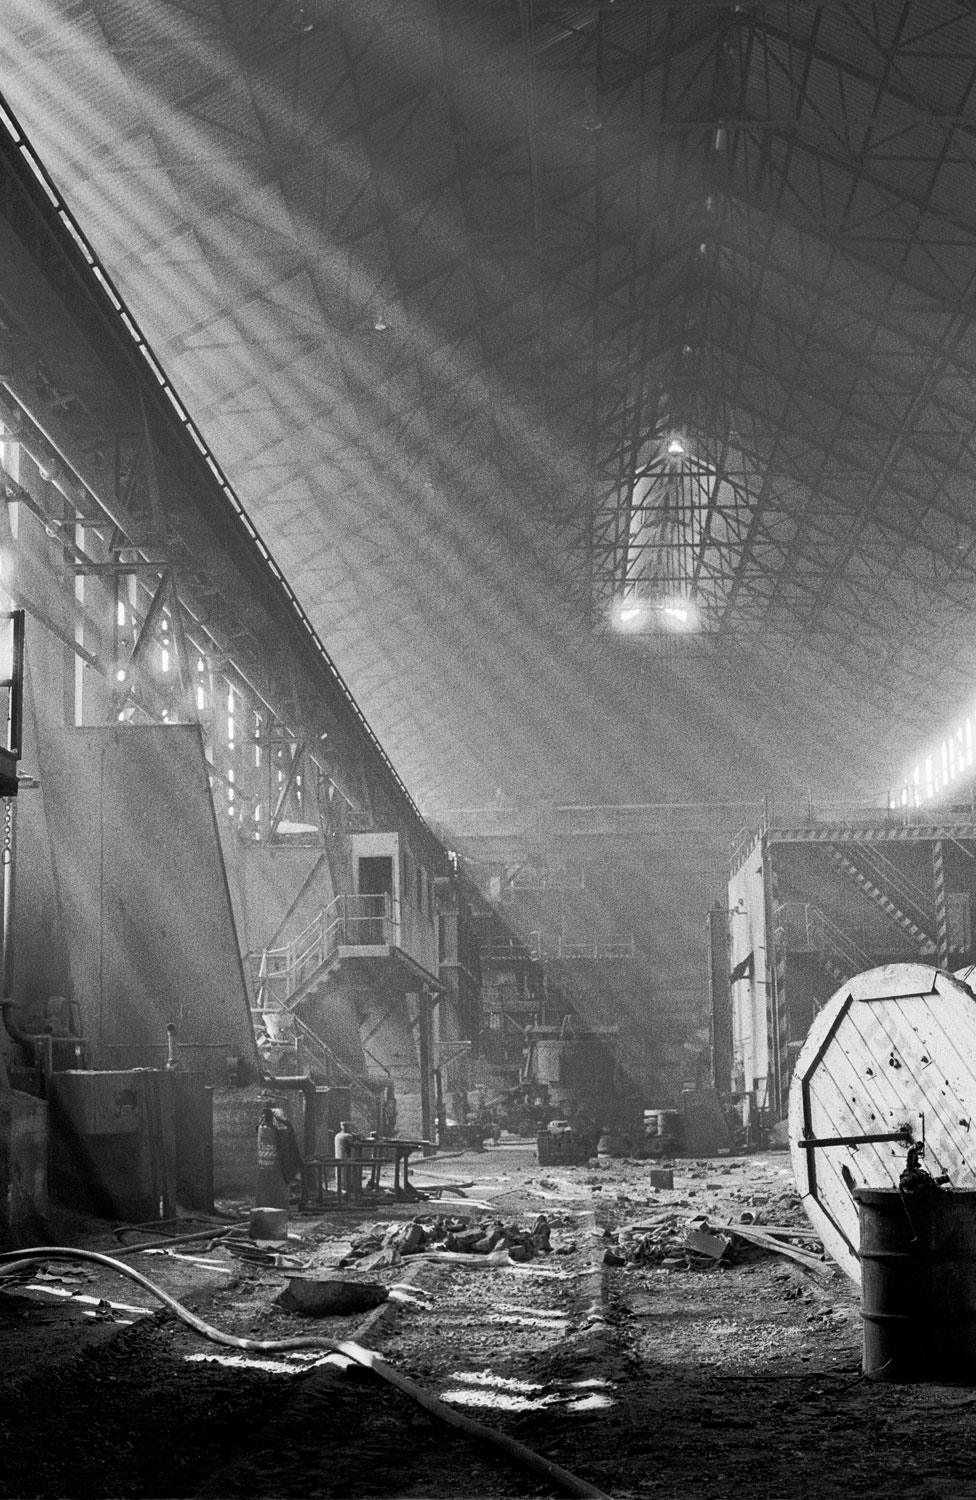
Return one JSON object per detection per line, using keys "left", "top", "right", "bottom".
{"left": 854, "top": 1188, "right": 976, "bottom": 1382}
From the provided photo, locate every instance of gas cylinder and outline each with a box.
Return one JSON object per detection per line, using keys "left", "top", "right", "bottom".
{"left": 255, "top": 1106, "right": 289, "bottom": 1211}
{"left": 334, "top": 1120, "right": 361, "bottom": 1198}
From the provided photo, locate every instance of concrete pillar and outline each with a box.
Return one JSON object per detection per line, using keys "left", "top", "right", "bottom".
{"left": 414, "top": 988, "right": 435, "bottom": 1148}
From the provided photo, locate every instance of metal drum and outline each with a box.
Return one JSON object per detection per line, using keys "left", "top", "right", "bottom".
{"left": 855, "top": 1187, "right": 976, "bottom": 1382}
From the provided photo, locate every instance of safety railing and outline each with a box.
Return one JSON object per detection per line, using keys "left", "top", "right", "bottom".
{"left": 479, "top": 936, "right": 534, "bottom": 965}
{"left": 833, "top": 843, "right": 933, "bottom": 931}
{"left": 528, "top": 932, "right": 635, "bottom": 962}
{"left": 775, "top": 901, "right": 873, "bottom": 977}
{"left": 729, "top": 825, "right": 763, "bottom": 878}
{"left": 251, "top": 893, "right": 394, "bottom": 1011}
{"left": 290, "top": 1013, "right": 380, "bottom": 1131}
{"left": 730, "top": 797, "right": 976, "bottom": 879}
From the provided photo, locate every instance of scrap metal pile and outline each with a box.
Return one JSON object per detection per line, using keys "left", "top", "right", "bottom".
{"left": 602, "top": 1212, "right": 829, "bottom": 1275}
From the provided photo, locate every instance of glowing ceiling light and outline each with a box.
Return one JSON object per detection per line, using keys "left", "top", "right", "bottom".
{"left": 611, "top": 598, "right": 649, "bottom": 633}
{"left": 612, "top": 596, "right": 698, "bottom": 633}
{"left": 667, "top": 437, "right": 685, "bottom": 457}
{"left": 660, "top": 599, "right": 698, "bottom": 632}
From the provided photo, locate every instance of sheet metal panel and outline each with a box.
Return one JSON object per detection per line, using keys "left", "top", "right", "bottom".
{"left": 39, "top": 723, "right": 258, "bottom": 1085}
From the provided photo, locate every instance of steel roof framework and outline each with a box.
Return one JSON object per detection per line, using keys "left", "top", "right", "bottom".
{"left": 6, "top": 1, "right": 976, "bottom": 1018}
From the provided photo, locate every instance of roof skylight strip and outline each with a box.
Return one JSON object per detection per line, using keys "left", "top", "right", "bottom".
{"left": 0, "top": 90, "right": 430, "bottom": 835}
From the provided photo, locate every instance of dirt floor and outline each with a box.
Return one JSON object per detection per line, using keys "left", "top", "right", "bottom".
{"left": 4, "top": 1146, "right": 976, "bottom": 1500}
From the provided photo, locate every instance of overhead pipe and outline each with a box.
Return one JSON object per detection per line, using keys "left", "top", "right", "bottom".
{"left": 0, "top": 999, "right": 53, "bottom": 1096}
{"left": 260, "top": 1071, "right": 318, "bottom": 1160}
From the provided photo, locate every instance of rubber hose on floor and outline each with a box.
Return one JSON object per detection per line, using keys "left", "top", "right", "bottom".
{"left": 0, "top": 1246, "right": 339, "bottom": 1352}
{"left": 0, "top": 1247, "right": 612, "bottom": 1500}
{"left": 331, "top": 1338, "right": 613, "bottom": 1500}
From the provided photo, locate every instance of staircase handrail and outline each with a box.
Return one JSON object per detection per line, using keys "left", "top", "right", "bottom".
{"left": 290, "top": 1011, "right": 364, "bottom": 1088}
{"left": 775, "top": 900, "right": 873, "bottom": 975}
{"left": 289, "top": 1013, "right": 379, "bottom": 1128}
{"left": 251, "top": 893, "right": 391, "bottom": 1011}
{"left": 841, "top": 844, "right": 934, "bottom": 931}
{"left": 287, "top": 1014, "right": 376, "bottom": 1098}
{"left": 250, "top": 906, "right": 328, "bottom": 1006}
{"left": 813, "top": 906, "right": 873, "bottom": 974}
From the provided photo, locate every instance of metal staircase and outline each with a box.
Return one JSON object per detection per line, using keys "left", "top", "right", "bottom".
{"left": 775, "top": 901, "right": 874, "bottom": 985}
{"left": 827, "top": 846, "right": 936, "bottom": 955}
{"left": 290, "top": 1014, "right": 381, "bottom": 1132}
{"left": 251, "top": 893, "right": 391, "bottom": 1013}
{"left": 249, "top": 981, "right": 382, "bottom": 1135}
{"left": 248, "top": 894, "right": 418, "bottom": 1137}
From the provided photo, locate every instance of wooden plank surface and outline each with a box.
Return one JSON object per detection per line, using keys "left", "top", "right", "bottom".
{"left": 789, "top": 966, "right": 976, "bottom": 1283}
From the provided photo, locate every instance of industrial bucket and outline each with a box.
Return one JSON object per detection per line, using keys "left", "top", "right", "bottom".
{"left": 854, "top": 1188, "right": 976, "bottom": 1382}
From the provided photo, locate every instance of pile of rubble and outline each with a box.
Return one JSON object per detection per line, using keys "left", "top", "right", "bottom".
{"left": 339, "top": 1213, "right": 558, "bottom": 1269}
{"left": 606, "top": 1212, "right": 710, "bottom": 1269}
{"left": 603, "top": 1211, "right": 829, "bottom": 1275}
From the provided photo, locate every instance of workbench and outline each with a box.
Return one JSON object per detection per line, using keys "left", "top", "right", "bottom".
{"left": 298, "top": 1154, "right": 383, "bottom": 1209}
{"left": 298, "top": 1137, "right": 434, "bottom": 1209}
{"left": 380, "top": 1137, "right": 433, "bottom": 1201}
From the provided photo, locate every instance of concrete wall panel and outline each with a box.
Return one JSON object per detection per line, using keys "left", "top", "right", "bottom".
{"left": 38, "top": 724, "right": 257, "bottom": 1083}
{"left": 218, "top": 829, "right": 335, "bottom": 957}
{"left": 0, "top": 576, "right": 77, "bottom": 1057}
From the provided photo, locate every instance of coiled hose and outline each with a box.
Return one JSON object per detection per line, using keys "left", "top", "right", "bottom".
{"left": 0, "top": 1247, "right": 611, "bottom": 1500}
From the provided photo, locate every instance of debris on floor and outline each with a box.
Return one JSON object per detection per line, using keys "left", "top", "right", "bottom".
{"left": 6, "top": 1146, "right": 976, "bottom": 1500}
{"left": 605, "top": 1209, "right": 827, "bottom": 1273}
{"left": 684, "top": 1223, "right": 733, "bottom": 1262}
{"left": 338, "top": 1213, "right": 556, "bottom": 1266}
{"left": 275, "top": 1276, "right": 389, "bottom": 1317}
{"left": 727, "top": 1222, "right": 832, "bottom": 1276}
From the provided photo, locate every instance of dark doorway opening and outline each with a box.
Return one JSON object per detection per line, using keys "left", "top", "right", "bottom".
{"left": 357, "top": 855, "right": 393, "bottom": 942}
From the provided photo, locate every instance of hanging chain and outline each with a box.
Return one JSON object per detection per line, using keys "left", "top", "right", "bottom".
{"left": 2, "top": 797, "right": 12, "bottom": 866}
